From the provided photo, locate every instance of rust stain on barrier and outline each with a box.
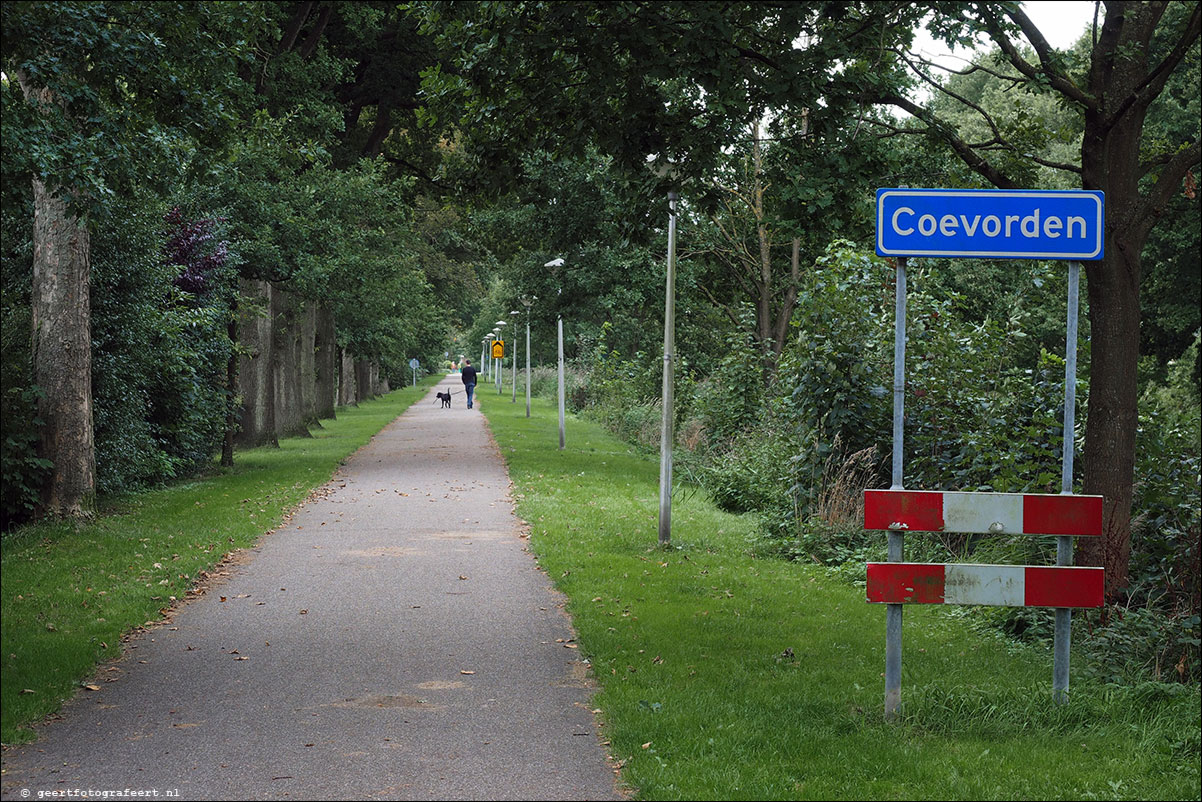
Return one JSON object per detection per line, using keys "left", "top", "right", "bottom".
{"left": 904, "top": 572, "right": 945, "bottom": 603}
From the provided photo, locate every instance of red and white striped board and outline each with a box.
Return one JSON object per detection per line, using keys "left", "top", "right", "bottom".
{"left": 866, "top": 562, "right": 1104, "bottom": 607}
{"left": 864, "top": 489, "right": 1103, "bottom": 536}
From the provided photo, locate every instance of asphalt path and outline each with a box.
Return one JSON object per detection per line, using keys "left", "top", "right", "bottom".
{"left": 0, "top": 378, "right": 622, "bottom": 801}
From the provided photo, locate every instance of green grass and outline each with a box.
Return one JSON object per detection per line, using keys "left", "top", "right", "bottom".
{"left": 0, "top": 377, "right": 440, "bottom": 743}
{"left": 483, "top": 395, "right": 1202, "bottom": 801}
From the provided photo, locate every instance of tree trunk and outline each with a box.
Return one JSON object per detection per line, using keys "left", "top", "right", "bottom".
{"left": 1079, "top": 251, "right": 1140, "bottom": 596}
{"left": 1076, "top": 95, "right": 1151, "bottom": 599}
{"left": 16, "top": 69, "right": 96, "bottom": 518}
{"left": 221, "top": 317, "right": 238, "bottom": 467}
{"left": 30, "top": 176, "right": 95, "bottom": 517}
{"left": 314, "top": 306, "right": 337, "bottom": 420}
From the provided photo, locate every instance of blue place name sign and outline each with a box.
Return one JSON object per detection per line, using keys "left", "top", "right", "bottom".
{"left": 876, "top": 188, "right": 1105, "bottom": 260}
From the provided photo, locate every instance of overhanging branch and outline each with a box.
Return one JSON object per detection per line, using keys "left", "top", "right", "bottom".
{"left": 879, "top": 93, "right": 1020, "bottom": 189}
{"left": 983, "top": 8, "right": 1096, "bottom": 109}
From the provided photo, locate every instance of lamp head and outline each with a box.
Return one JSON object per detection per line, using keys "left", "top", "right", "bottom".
{"left": 544, "top": 257, "right": 565, "bottom": 268}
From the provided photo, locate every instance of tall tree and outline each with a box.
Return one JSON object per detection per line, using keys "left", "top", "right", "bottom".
{"left": 1, "top": 2, "right": 264, "bottom": 516}
{"left": 876, "top": 1, "right": 1200, "bottom": 599}
{"left": 689, "top": 108, "right": 897, "bottom": 380}
{"left": 10, "top": 69, "right": 94, "bottom": 516}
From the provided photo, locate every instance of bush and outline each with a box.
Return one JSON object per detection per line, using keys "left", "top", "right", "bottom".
{"left": 1129, "top": 332, "right": 1201, "bottom": 616}
{"left": 0, "top": 181, "right": 40, "bottom": 529}
{"left": 705, "top": 425, "right": 796, "bottom": 516}
{"left": 90, "top": 198, "right": 234, "bottom": 493}
{"left": 528, "top": 363, "right": 588, "bottom": 410}
{"left": 779, "top": 242, "right": 892, "bottom": 513}
{"left": 1, "top": 386, "right": 51, "bottom": 528}
{"left": 691, "top": 310, "right": 767, "bottom": 449}
{"left": 1079, "top": 606, "right": 1201, "bottom": 685}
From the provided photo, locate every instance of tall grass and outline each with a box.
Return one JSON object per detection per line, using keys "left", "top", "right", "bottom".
{"left": 0, "top": 379, "right": 439, "bottom": 743}
{"left": 483, "top": 395, "right": 1201, "bottom": 801}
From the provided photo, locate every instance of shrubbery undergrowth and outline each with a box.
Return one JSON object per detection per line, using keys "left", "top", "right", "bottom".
{"left": 543, "top": 241, "right": 1201, "bottom": 687}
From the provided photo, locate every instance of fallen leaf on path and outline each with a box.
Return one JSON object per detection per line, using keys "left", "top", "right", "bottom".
{"left": 84, "top": 684, "right": 101, "bottom": 691}
{"left": 460, "top": 670, "right": 475, "bottom": 675}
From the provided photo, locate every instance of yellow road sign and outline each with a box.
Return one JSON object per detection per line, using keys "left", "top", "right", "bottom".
{"left": 491, "top": 340, "right": 505, "bottom": 359}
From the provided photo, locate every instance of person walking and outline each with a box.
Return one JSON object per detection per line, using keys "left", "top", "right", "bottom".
{"left": 461, "top": 358, "right": 478, "bottom": 409}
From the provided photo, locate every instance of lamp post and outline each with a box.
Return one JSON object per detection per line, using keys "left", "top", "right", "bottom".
{"left": 510, "top": 311, "right": 520, "bottom": 402}
{"left": 491, "top": 329, "right": 499, "bottom": 383}
{"left": 494, "top": 320, "right": 508, "bottom": 393}
{"left": 484, "top": 334, "right": 494, "bottom": 381}
{"left": 658, "top": 191, "right": 678, "bottom": 546}
{"left": 646, "top": 156, "right": 682, "bottom": 546}
{"left": 520, "top": 294, "right": 537, "bottom": 418}
{"left": 545, "top": 259, "right": 566, "bottom": 449}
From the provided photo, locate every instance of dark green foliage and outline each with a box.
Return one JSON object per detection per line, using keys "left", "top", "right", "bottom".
{"left": 781, "top": 242, "right": 892, "bottom": 506}
{"left": 1123, "top": 336, "right": 1202, "bottom": 678}
{"left": 690, "top": 310, "right": 767, "bottom": 448}
{"left": 704, "top": 426, "right": 792, "bottom": 516}
{"left": 0, "top": 387, "right": 51, "bottom": 527}
{"left": 1081, "top": 607, "right": 1200, "bottom": 685}
{"left": 567, "top": 324, "right": 663, "bottom": 449}
{"left": 90, "top": 197, "right": 234, "bottom": 493}
{"left": 0, "top": 180, "right": 41, "bottom": 528}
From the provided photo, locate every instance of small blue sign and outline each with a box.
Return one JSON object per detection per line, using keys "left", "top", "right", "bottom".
{"left": 876, "top": 189, "right": 1104, "bottom": 260}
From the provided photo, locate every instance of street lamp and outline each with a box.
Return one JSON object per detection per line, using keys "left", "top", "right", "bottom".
{"left": 648, "top": 157, "right": 680, "bottom": 547}
{"left": 520, "top": 294, "right": 537, "bottom": 418}
{"left": 545, "top": 258, "right": 566, "bottom": 449}
{"left": 510, "top": 311, "right": 521, "bottom": 402}
{"left": 484, "top": 333, "right": 495, "bottom": 381}
{"left": 488, "top": 329, "right": 497, "bottom": 384}
{"left": 494, "top": 320, "right": 507, "bottom": 393}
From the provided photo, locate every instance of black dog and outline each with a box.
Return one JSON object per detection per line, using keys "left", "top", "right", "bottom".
{"left": 435, "top": 391, "right": 452, "bottom": 408}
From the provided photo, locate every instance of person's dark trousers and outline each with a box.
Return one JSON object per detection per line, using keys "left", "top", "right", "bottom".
{"left": 466, "top": 382, "right": 475, "bottom": 408}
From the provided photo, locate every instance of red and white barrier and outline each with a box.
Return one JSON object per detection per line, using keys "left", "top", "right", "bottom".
{"left": 866, "top": 562, "right": 1104, "bottom": 607}
{"left": 864, "top": 489, "right": 1103, "bottom": 536}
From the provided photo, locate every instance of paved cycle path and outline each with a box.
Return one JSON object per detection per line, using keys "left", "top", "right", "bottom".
{"left": 1, "top": 379, "right": 621, "bottom": 801}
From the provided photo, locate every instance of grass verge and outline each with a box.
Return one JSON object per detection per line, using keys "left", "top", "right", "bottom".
{"left": 0, "top": 377, "right": 440, "bottom": 744}
{"left": 483, "top": 395, "right": 1202, "bottom": 801}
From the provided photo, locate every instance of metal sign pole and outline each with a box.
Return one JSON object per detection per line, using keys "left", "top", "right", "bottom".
{"left": 886, "top": 256, "right": 908, "bottom": 721}
{"left": 1054, "top": 260, "right": 1082, "bottom": 704}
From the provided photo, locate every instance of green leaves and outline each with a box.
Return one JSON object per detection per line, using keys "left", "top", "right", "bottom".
{"left": 3, "top": 2, "right": 270, "bottom": 213}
